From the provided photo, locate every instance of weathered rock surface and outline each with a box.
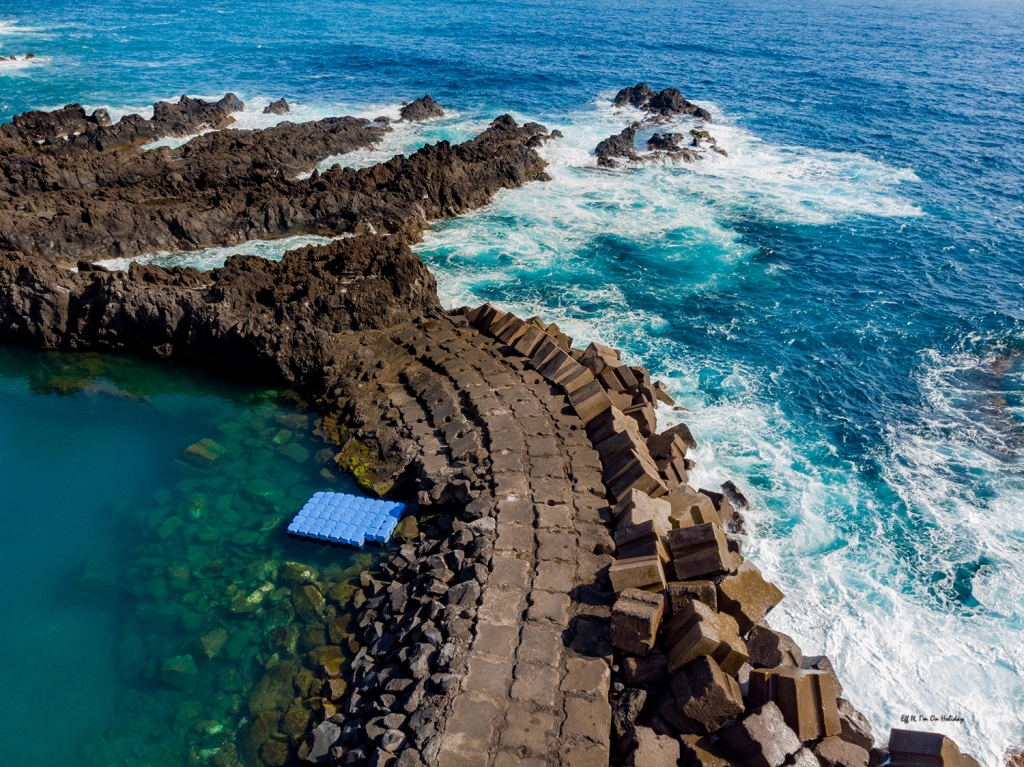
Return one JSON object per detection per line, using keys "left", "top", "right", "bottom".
{"left": 597, "top": 83, "right": 720, "bottom": 166}
{"left": 400, "top": 95, "right": 445, "bottom": 122}
{"left": 0, "top": 235, "right": 441, "bottom": 381}
{"left": 264, "top": 98, "right": 291, "bottom": 115}
{"left": 0, "top": 110, "right": 552, "bottom": 261}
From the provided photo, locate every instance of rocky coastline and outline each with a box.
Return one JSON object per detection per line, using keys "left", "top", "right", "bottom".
{"left": 0, "top": 96, "right": 983, "bottom": 767}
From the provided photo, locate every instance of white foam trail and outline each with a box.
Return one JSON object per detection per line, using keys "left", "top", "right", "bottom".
{"left": 94, "top": 234, "right": 340, "bottom": 272}
{"left": 0, "top": 55, "right": 49, "bottom": 72}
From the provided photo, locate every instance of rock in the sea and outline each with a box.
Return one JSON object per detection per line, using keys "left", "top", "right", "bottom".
{"left": 595, "top": 123, "right": 639, "bottom": 167}
{"left": 399, "top": 95, "right": 444, "bottom": 122}
{"left": 614, "top": 83, "right": 655, "bottom": 108}
{"left": 160, "top": 654, "right": 199, "bottom": 690}
{"left": 264, "top": 98, "right": 290, "bottom": 115}
{"left": 648, "top": 132, "right": 684, "bottom": 150}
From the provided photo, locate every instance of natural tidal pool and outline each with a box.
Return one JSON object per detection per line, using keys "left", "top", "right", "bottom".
{"left": 0, "top": 343, "right": 379, "bottom": 767}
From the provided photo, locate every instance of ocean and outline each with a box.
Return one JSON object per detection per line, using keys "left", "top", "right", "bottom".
{"left": 2, "top": 0, "right": 1023, "bottom": 763}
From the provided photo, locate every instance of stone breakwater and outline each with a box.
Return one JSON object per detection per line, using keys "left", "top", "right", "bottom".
{"left": 0, "top": 100, "right": 983, "bottom": 767}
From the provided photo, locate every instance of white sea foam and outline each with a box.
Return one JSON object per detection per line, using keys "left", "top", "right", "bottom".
{"left": 94, "top": 234, "right": 340, "bottom": 272}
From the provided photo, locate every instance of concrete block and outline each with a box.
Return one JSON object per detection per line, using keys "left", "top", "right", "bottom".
{"left": 649, "top": 431, "right": 689, "bottom": 461}
{"left": 474, "top": 304, "right": 506, "bottom": 332}
{"left": 568, "top": 379, "right": 614, "bottom": 424}
{"left": 622, "top": 651, "right": 668, "bottom": 689}
{"left": 802, "top": 654, "right": 842, "bottom": 695}
{"left": 560, "top": 364, "right": 596, "bottom": 394}
{"left": 662, "top": 421, "right": 698, "bottom": 450}
{"left": 529, "top": 336, "right": 562, "bottom": 371}
{"left": 657, "top": 454, "right": 689, "bottom": 489}
{"left": 837, "top": 698, "right": 874, "bottom": 751}
{"left": 588, "top": 405, "right": 644, "bottom": 445}
{"left": 580, "top": 342, "right": 621, "bottom": 376}
{"left": 888, "top": 729, "right": 981, "bottom": 767}
{"left": 615, "top": 520, "right": 670, "bottom": 562}
{"left": 716, "top": 560, "right": 784, "bottom": 635}
{"left": 626, "top": 726, "right": 680, "bottom": 767}
{"left": 510, "top": 324, "right": 548, "bottom": 357}
{"left": 498, "top": 318, "right": 530, "bottom": 347}
{"left": 746, "top": 623, "right": 802, "bottom": 668}
{"left": 699, "top": 488, "right": 747, "bottom": 533}
{"left": 815, "top": 736, "right": 869, "bottom": 767}
{"left": 679, "top": 734, "right": 743, "bottom": 767}
{"left": 747, "top": 667, "right": 841, "bottom": 740}
{"left": 607, "top": 457, "right": 669, "bottom": 501}
{"left": 662, "top": 598, "right": 748, "bottom": 676}
{"left": 596, "top": 428, "right": 651, "bottom": 463}
{"left": 613, "top": 489, "right": 671, "bottom": 525}
{"left": 670, "top": 655, "right": 745, "bottom": 734}
{"left": 667, "top": 580, "right": 718, "bottom": 613}
{"left": 719, "top": 702, "right": 802, "bottom": 767}
{"left": 611, "top": 588, "right": 665, "bottom": 656}
{"left": 668, "top": 523, "right": 731, "bottom": 580}
{"left": 666, "top": 488, "right": 720, "bottom": 528}
{"left": 622, "top": 403, "right": 657, "bottom": 438}
{"left": 490, "top": 312, "right": 523, "bottom": 341}
{"left": 609, "top": 555, "right": 666, "bottom": 593}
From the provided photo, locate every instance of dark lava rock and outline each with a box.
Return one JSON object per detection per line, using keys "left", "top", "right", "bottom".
{"left": 0, "top": 112, "right": 548, "bottom": 261}
{"left": 0, "top": 235, "right": 442, "bottom": 382}
{"left": 648, "top": 132, "right": 684, "bottom": 150}
{"left": 264, "top": 98, "right": 290, "bottom": 115}
{"left": 644, "top": 88, "right": 700, "bottom": 118}
{"left": 595, "top": 123, "right": 639, "bottom": 167}
{"left": 0, "top": 93, "right": 245, "bottom": 151}
{"left": 399, "top": 95, "right": 445, "bottom": 122}
{"left": 614, "top": 83, "right": 655, "bottom": 108}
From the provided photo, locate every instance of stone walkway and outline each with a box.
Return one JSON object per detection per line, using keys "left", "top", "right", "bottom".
{"left": 332, "top": 315, "right": 618, "bottom": 766}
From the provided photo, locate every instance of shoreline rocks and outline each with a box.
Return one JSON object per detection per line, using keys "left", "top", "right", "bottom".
{"left": 399, "top": 95, "right": 445, "bottom": 122}
{"left": 264, "top": 98, "right": 291, "bottom": 115}
{"left": 0, "top": 98, "right": 983, "bottom": 767}
{"left": 0, "top": 106, "right": 554, "bottom": 261}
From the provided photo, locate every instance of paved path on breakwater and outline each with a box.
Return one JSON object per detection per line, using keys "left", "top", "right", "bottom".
{"left": 341, "top": 315, "right": 618, "bottom": 767}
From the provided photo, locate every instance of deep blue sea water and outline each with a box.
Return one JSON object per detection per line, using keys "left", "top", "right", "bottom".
{"left": 2, "top": 0, "right": 1023, "bottom": 762}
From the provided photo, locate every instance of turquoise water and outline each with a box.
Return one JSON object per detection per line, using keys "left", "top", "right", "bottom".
{"left": 3, "top": 0, "right": 1024, "bottom": 761}
{"left": 0, "top": 345, "right": 373, "bottom": 767}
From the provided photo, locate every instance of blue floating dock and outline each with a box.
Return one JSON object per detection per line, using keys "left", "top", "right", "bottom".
{"left": 287, "top": 492, "right": 405, "bottom": 547}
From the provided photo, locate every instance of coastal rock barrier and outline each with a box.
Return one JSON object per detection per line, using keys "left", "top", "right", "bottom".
{"left": 0, "top": 100, "right": 983, "bottom": 767}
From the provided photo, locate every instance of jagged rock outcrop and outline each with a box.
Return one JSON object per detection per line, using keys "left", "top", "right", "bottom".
{"left": 399, "top": 95, "right": 445, "bottom": 122}
{"left": 597, "top": 83, "right": 720, "bottom": 167}
{"left": 0, "top": 93, "right": 244, "bottom": 151}
{"left": 0, "top": 112, "right": 554, "bottom": 261}
{"left": 263, "top": 98, "right": 290, "bottom": 115}
{"left": 0, "top": 235, "right": 441, "bottom": 382}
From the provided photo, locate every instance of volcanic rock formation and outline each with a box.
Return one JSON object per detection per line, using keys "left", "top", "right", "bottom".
{"left": 595, "top": 83, "right": 722, "bottom": 167}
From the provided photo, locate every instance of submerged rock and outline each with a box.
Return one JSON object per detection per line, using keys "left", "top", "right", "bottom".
{"left": 160, "top": 655, "right": 199, "bottom": 690}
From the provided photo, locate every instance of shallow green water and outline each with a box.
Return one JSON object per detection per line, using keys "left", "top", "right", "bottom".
{"left": 0, "top": 344, "right": 376, "bottom": 767}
